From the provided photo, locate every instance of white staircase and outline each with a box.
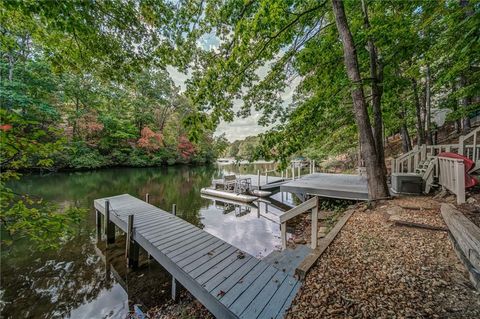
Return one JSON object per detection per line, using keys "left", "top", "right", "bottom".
{"left": 391, "top": 127, "right": 479, "bottom": 195}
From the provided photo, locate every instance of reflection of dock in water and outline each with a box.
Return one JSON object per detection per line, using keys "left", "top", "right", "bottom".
{"left": 94, "top": 237, "right": 172, "bottom": 312}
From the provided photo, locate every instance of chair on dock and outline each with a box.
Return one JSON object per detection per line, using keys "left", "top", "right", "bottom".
{"left": 223, "top": 175, "right": 237, "bottom": 191}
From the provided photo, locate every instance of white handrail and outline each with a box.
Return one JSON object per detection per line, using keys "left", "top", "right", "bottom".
{"left": 438, "top": 157, "right": 465, "bottom": 204}
{"left": 279, "top": 196, "right": 319, "bottom": 250}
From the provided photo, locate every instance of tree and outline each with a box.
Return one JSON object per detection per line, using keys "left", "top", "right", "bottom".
{"left": 331, "top": 0, "right": 388, "bottom": 198}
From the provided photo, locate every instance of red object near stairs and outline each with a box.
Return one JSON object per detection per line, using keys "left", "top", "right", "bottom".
{"left": 438, "top": 152, "right": 478, "bottom": 189}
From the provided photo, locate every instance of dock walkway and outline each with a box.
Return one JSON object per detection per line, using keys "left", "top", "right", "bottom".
{"left": 94, "top": 194, "right": 301, "bottom": 319}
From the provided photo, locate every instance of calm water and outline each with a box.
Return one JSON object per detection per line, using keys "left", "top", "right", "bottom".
{"left": 1, "top": 164, "right": 292, "bottom": 318}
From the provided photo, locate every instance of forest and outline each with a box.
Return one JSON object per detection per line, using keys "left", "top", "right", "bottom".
{"left": 1, "top": 0, "right": 479, "bottom": 245}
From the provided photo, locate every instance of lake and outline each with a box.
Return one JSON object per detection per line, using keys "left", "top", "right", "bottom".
{"left": 0, "top": 164, "right": 294, "bottom": 318}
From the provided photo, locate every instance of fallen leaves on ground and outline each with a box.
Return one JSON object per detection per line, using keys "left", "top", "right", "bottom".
{"left": 287, "top": 197, "right": 480, "bottom": 319}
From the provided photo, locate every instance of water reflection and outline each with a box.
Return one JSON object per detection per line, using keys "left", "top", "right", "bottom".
{"left": 1, "top": 164, "right": 289, "bottom": 318}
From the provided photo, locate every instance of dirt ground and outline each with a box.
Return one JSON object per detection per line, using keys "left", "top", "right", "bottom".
{"left": 286, "top": 197, "right": 480, "bottom": 319}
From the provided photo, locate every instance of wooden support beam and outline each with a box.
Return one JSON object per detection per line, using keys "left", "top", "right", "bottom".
{"left": 311, "top": 198, "right": 319, "bottom": 249}
{"left": 104, "top": 200, "right": 115, "bottom": 244}
{"left": 145, "top": 193, "right": 150, "bottom": 203}
{"left": 281, "top": 222, "right": 287, "bottom": 250}
{"left": 296, "top": 209, "right": 354, "bottom": 280}
{"left": 96, "top": 210, "right": 102, "bottom": 242}
{"left": 171, "top": 203, "right": 181, "bottom": 297}
{"left": 172, "top": 277, "right": 181, "bottom": 301}
{"left": 126, "top": 214, "right": 139, "bottom": 268}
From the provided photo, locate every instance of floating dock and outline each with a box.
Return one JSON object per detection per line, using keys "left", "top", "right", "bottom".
{"left": 280, "top": 173, "right": 369, "bottom": 201}
{"left": 94, "top": 194, "right": 301, "bottom": 319}
{"left": 212, "top": 175, "right": 286, "bottom": 191}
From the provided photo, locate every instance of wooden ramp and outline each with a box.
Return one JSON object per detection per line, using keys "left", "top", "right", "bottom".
{"left": 94, "top": 194, "right": 301, "bottom": 319}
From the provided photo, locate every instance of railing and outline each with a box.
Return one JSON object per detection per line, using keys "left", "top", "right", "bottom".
{"left": 392, "top": 127, "right": 479, "bottom": 174}
{"left": 279, "top": 196, "right": 319, "bottom": 250}
{"left": 438, "top": 157, "right": 465, "bottom": 204}
{"left": 459, "top": 127, "right": 479, "bottom": 159}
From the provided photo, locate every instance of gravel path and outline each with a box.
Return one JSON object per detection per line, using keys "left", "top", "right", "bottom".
{"left": 287, "top": 197, "right": 480, "bottom": 319}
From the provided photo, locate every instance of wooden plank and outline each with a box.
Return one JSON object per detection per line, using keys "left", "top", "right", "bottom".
{"left": 239, "top": 271, "right": 288, "bottom": 319}
{"left": 141, "top": 222, "right": 191, "bottom": 243}
{"left": 147, "top": 224, "right": 197, "bottom": 247}
{"left": 228, "top": 266, "right": 278, "bottom": 312}
{"left": 203, "top": 256, "right": 259, "bottom": 293}
{"left": 154, "top": 226, "right": 204, "bottom": 250}
{"left": 392, "top": 220, "right": 448, "bottom": 232}
{"left": 274, "top": 281, "right": 301, "bottom": 319}
{"left": 198, "top": 255, "right": 253, "bottom": 286}
{"left": 213, "top": 260, "right": 267, "bottom": 299}
{"left": 279, "top": 197, "right": 317, "bottom": 223}
{"left": 188, "top": 246, "right": 238, "bottom": 277}
{"left": 171, "top": 237, "right": 220, "bottom": 262}
{"left": 441, "top": 204, "right": 480, "bottom": 272}
{"left": 139, "top": 217, "right": 189, "bottom": 236}
{"left": 165, "top": 231, "right": 213, "bottom": 257}
{"left": 257, "top": 276, "right": 298, "bottom": 319}
{"left": 179, "top": 243, "right": 231, "bottom": 270}
{"left": 296, "top": 209, "right": 354, "bottom": 280}
{"left": 219, "top": 263, "right": 271, "bottom": 307}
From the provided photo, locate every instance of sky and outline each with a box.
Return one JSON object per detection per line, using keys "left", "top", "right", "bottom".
{"left": 166, "top": 32, "right": 299, "bottom": 142}
{"left": 167, "top": 65, "right": 299, "bottom": 142}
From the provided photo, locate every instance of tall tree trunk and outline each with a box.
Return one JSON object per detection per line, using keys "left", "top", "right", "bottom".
{"left": 400, "top": 124, "right": 412, "bottom": 152}
{"left": 459, "top": 75, "right": 471, "bottom": 134}
{"left": 361, "top": 0, "right": 387, "bottom": 176}
{"left": 458, "top": 0, "right": 472, "bottom": 134}
{"left": 425, "top": 64, "right": 433, "bottom": 144}
{"left": 399, "top": 102, "right": 412, "bottom": 152}
{"left": 411, "top": 78, "right": 425, "bottom": 145}
{"left": 331, "top": 0, "right": 389, "bottom": 199}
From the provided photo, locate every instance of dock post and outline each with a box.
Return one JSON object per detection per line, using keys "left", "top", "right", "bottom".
{"left": 145, "top": 193, "right": 150, "bottom": 203}
{"left": 104, "top": 200, "right": 115, "bottom": 245}
{"left": 126, "top": 214, "right": 139, "bottom": 268}
{"left": 281, "top": 222, "right": 287, "bottom": 250}
{"left": 257, "top": 170, "right": 260, "bottom": 189}
{"left": 171, "top": 202, "right": 181, "bottom": 301}
{"left": 291, "top": 166, "right": 295, "bottom": 180}
{"left": 172, "top": 277, "right": 180, "bottom": 301}
{"left": 311, "top": 197, "right": 319, "bottom": 249}
{"left": 313, "top": 160, "right": 315, "bottom": 173}
{"left": 298, "top": 165, "right": 301, "bottom": 178}
{"left": 96, "top": 210, "right": 102, "bottom": 242}
{"left": 265, "top": 171, "right": 268, "bottom": 184}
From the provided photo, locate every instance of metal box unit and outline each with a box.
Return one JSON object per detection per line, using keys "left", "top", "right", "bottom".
{"left": 391, "top": 173, "right": 424, "bottom": 194}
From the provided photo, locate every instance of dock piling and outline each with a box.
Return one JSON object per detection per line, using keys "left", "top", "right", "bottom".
{"left": 145, "top": 193, "right": 150, "bottom": 203}
{"left": 257, "top": 170, "right": 260, "bottom": 189}
{"left": 96, "top": 210, "right": 102, "bottom": 242}
{"left": 104, "top": 200, "right": 115, "bottom": 244}
{"left": 171, "top": 203, "right": 181, "bottom": 301}
{"left": 126, "top": 214, "right": 139, "bottom": 268}
{"left": 311, "top": 197, "right": 319, "bottom": 249}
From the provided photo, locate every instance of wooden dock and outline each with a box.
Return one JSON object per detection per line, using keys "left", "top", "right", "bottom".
{"left": 94, "top": 194, "right": 301, "bottom": 319}
{"left": 280, "top": 173, "right": 369, "bottom": 201}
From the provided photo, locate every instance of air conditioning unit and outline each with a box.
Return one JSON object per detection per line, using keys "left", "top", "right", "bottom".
{"left": 391, "top": 173, "right": 423, "bottom": 195}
